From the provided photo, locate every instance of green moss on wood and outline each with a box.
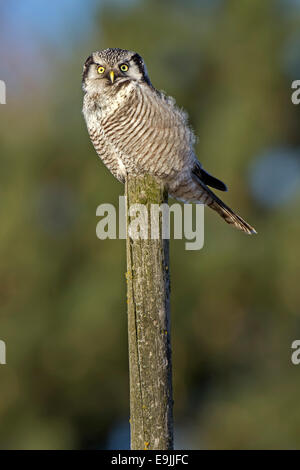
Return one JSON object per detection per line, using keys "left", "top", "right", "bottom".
{"left": 126, "top": 174, "right": 173, "bottom": 450}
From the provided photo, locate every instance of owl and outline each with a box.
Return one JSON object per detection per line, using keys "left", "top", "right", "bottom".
{"left": 82, "top": 48, "right": 256, "bottom": 234}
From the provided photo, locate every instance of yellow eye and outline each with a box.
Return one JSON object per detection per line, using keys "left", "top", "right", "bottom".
{"left": 120, "top": 64, "right": 129, "bottom": 72}
{"left": 97, "top": 66, "right": 105, "bottom": 74}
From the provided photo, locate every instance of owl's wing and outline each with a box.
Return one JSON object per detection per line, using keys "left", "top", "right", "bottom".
{"left": 102, "top": 87, "right": 195, "bottom": 179}
{"left": 192, "top": 162, "right": 227, "bottom": 191}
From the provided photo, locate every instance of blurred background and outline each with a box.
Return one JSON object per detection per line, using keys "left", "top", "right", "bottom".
{"left": 0, "top": 0, "right": 300, "bottom": 449}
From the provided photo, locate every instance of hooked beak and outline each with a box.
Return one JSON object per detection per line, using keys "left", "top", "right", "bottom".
{"left": 109, "top": 70, "right": 115, "bottom": 84}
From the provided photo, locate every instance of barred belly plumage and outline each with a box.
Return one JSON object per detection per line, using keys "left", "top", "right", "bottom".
{"left": 96, "top": 86, "right": 193, "bottom": 184}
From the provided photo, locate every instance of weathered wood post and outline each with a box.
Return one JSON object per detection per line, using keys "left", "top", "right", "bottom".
{"left": 125, "top": 174, "right": 173, "bottom": 450}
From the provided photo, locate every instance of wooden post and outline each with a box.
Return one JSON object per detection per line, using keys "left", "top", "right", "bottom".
{"left": 125, "top": 174, "right": 173, "bottom": 450}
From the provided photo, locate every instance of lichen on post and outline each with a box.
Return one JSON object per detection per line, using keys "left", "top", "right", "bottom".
{"left": 125, "top": 173, "right": 173, "bottom": 450}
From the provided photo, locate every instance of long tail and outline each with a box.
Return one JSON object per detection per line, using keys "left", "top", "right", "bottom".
{"left": 207, "top": 195, "right": 257, "bottom": 235}
{"left": 190, "top": 163, "right": 256, "bottom": 235}
{"left": 191, "top": 175, "right": 256, "bottom": 235}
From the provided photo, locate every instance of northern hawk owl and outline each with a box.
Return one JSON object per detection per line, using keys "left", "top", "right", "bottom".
{"left": 82, "top": 48, "right": 256, "bottom": 234}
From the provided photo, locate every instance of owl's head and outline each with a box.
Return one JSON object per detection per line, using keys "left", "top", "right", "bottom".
{"left": 82, "top": 48, "right": 152, "bottom": 94}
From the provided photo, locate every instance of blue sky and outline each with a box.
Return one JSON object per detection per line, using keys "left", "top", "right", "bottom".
{"left": 1, "top": 0, "right": 98, "bottom": 49}
{"left": 0, "top": 0, "right": 142, "bottom": 77}
{"left": 0, "top": 0, "right": 102, "bottom": 84}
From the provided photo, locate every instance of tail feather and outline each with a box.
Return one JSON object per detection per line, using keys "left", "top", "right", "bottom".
{"left": 191, "top": 174, "right": 257, "bottom": 235}
{"left": 208, "top": 198, "right": 257, "bottom": 235}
